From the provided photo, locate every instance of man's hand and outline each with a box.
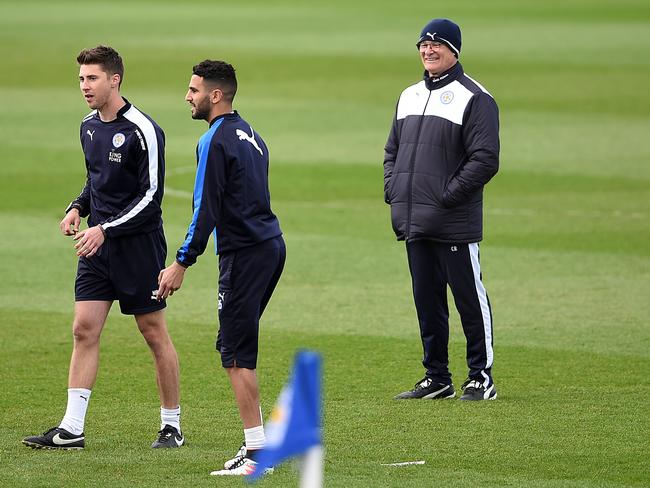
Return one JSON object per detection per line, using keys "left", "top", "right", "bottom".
{"left": 60, "top": 208, "right": 81, "bottom": 236}
{"left": 157, "top": 261, "right": 187, "bottom": 301}
{"left": 73, "top": 225, "right": 105, "bottom": 258}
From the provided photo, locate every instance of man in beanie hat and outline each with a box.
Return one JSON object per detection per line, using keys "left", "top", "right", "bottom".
{"left": 417, "top": 18, "right": 462, "bottom": 58}
{"left": 384, "top": 19, "right": 500, "bottom": 401}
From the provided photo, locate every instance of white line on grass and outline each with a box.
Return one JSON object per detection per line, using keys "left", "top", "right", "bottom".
{"left": 380, "top": 461, "right": 426, "bottom": 467}
{"left": 165, "top": 187, "right": 193, "bottom": 199}
{"left": 167, "top": 166, "right": 196, "bottom": 176}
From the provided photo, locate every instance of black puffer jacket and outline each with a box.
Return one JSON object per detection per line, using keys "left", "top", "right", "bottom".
{"left": 384, "top": 62, "right": 499, "bottom": 243}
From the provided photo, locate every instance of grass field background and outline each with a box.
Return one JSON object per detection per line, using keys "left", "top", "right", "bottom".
{"left": 1, "top": 0, "right": 649, "bottom": 486}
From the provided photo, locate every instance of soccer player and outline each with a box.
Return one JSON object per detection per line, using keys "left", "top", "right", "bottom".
{"left": 22, "top": 46, "right": 184, "bottom": 450}
{"left": 384, "top": 19, "right": 500, "bottom": 401}
{"left": 156, "top": 60, "right": 285, "bottom": 475}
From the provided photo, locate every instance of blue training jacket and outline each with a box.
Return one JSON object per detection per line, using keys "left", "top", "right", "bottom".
{"left": 176, "top": 111, "right": 282, "bottom": 266}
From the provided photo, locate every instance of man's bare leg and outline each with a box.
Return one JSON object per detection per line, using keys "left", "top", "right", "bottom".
{"left": 135, "top": 310, "right": 180, "bottom": 409}
{"left": 227, "top": 366, "right": 262, "bottom": 428}
{"left": 135, "top": 310, "right": 183, "bottom": 447}
{"left": 67, "top": 300, "right": 112, "bottom": 388}
{"left": 57, "top": 300, "right": 112, "bottom": 435}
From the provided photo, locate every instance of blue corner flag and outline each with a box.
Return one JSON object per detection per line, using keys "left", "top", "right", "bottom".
{"left": 248, "top": 350, "right": 323, "bottom": 481}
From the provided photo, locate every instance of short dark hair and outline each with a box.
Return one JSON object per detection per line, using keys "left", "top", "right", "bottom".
{"left": 77, "top": 45, "right": 124, "bottom": 87}
{"left": 192, "top": 60, "right": 237, "bottom": 103}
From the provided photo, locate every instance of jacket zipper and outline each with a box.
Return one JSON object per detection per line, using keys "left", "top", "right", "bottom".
{"left": 405, "top": 89, "right": 432, "bottom": 239}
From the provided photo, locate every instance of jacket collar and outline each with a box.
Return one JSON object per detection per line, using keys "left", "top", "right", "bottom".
{"left": 117, "top": 97, "right": 131, "bottom": 117}
{"left": 209, "top": 110, "right": 239, "bottom": 127}
{"left": 423, "top": 62, "right": 463, "bottom": 91}
{"left": 93, "top": 97, "right": 130, "bottom": 123}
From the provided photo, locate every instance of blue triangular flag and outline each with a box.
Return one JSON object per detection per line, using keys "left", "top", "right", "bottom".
{"left": 248, "top": 350, "right": 323, "bottom": 481}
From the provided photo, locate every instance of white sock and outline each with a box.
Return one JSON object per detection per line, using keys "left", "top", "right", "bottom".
{"left": 244, "top": 425, "right": 265, "bottom": 450}
{"left": 59, "top": 388, "right": 91, "bottom": 435}
{"left": 161, "top": 406, "right": 181, "bottom": 432}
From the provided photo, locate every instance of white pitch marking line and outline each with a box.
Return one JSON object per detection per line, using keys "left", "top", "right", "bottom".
{"left": 165, "top": 187, "right": 193, "bottom": 199}
{"left": 381, "top": 461, "right": 426, "bottom": 466}
{"left": 166, "top": 166, "right": 196, "bottom": 176}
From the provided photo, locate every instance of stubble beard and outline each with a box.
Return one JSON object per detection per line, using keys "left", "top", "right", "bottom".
{"left": 192, "top": 99, "right": 211, "bottom": 121}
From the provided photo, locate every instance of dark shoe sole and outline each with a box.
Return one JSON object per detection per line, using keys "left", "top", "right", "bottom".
{"left": 459, "top": 385, "right": 498, "bottom": 401}
{"left": 151, "top": 439, "right": 185, "bottom": 448}
{"left": 22, "top": 440, "right": 83, "bottom": 450}
{"left": 459, "top": 394, "right": 497, "bottom": 401}
{"left": 394, "top": 384, "right": 455, "bottom": 400}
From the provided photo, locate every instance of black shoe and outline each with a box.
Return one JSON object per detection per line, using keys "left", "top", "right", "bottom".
{"left": 151, "top": 424, "right": 184, "bottom": 448}
{"left": 22, "top": 427, "right": 85, "bottom": 450}
{"left": 459, "top": 379, "right": 497, "bottom": 401}
{"left": 394, "top": 377, "right": 455, "bottom": 399}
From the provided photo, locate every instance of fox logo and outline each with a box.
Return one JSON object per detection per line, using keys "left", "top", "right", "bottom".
{"left": 86, "top": 129, "right": 95, "bottom": 141}
{"left": 235, "top": 126, "right": 263, "bottom": 156}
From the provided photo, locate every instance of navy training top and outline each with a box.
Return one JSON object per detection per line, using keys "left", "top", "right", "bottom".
{"left": 69, "top": 98, "right": 165, "bottom": 238}
{"left": 176, "top": 111, "right": 281, "bottom": 266}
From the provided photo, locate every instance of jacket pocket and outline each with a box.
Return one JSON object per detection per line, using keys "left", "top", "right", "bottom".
{"left": 412, "top": 174, "right": 445, "bottom": 208}
{"left": 387, "top": 172, "right": 407, "bottom": 204}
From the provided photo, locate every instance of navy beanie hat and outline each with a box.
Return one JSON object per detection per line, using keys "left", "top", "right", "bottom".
{"left": 416, "top": 18, "right": 461, "bottom": 58}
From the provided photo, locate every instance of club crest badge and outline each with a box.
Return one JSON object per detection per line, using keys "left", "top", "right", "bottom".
{"left": 112, "top": 132, "right": 126, "bottom": 148}
{"left": 440, "top": 91, "right": 454, "bottom": 104}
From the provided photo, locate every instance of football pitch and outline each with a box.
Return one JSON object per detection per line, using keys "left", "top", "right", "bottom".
{"left": 1, "top": 0, "right": 649, "bottom": 486}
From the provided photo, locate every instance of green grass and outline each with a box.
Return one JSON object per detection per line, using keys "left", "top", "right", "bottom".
{"left": 1, "top": 0, "right": 649, "bottom": 486}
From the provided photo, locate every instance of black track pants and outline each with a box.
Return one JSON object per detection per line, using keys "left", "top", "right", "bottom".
{"left": 406, "top": 240, "right": 494, "bottom": 385}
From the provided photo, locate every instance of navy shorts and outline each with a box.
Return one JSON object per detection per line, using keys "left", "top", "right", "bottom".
{"left": 75, "top": 228, "right": 167, "bottom": 315}
{"left": 216, "top": 235, "right": 286, "bottom": 369}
